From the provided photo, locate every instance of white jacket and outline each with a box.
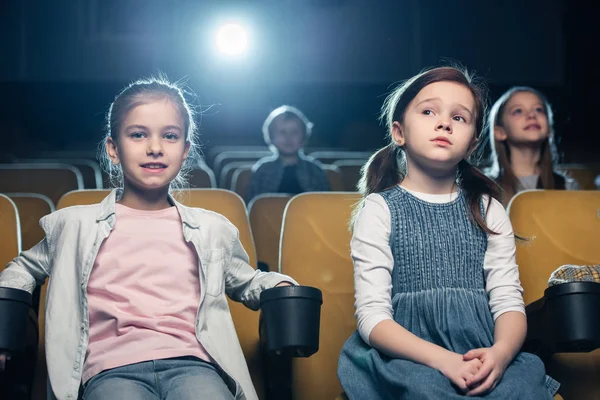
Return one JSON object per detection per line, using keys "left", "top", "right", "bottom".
{"left": 0, "top": 189, "right": 297, "bottom": 400}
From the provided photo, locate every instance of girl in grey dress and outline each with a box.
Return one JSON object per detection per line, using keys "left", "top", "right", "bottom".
{"left": 337, "top": 67, "right": 559, "bottom": 399}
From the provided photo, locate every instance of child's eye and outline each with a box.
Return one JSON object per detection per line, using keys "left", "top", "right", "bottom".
{"left": 422, "top": 109, "right": 433, "bottom": 116}
{"left": 130, "top": 132, "right": 145, "bottom": 139}
{"left": 536, "top": 107, "right": 546, "bottom": 114}
{"left": 164, "top": 133, "right": 179, "bottom": 140}
{"left": 512, "top": 108, "right": 522, "bottom": 115}
{"left": 453, "top": 115, "right": 466, "bottom": 122}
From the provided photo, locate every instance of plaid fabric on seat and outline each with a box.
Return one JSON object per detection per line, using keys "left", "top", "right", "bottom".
{"left": 548, "top": 264, "right": 600, "bottom": 287}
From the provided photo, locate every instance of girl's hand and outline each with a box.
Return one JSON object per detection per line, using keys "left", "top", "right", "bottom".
{"left": 437, "top": 351, "right": 483, "bottom": 393}
{"left": 275, "top": 281, "right": 293, "bottom": 287}
{"left": 463, "top": 345, "right": 512, "bottom": 396}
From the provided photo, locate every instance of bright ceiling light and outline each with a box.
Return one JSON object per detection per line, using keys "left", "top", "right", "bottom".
{"left": 216, "top": 23, "right": 249, "bottom": 57}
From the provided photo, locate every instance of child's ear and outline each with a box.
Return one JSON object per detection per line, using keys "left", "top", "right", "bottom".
{"left": 494, "top": 125, "right": 508, "bottom": 141}
{"left": 183, "top": 141, "right": 191, "bottom": 160}
{"left": 391, "top": 122, "right": 405, "bottom": 146}
{"left": 105, "top": 137, "right": 120, "bottom": 165}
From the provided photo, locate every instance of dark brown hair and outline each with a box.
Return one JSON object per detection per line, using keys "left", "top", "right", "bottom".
{"left": 355, "top": 66, "right": 501, "bottom": 234}
{"left": 486, "top": 86, "right": 564, "bottom": 204}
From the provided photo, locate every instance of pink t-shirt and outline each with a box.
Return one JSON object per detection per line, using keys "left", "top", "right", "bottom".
{"left": 82, "top": 204, "right": 213, "bottom": 383}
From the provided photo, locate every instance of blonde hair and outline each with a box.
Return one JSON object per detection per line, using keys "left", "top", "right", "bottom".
{"left": 98, "top": 76, "right": 200, "bottom": 190}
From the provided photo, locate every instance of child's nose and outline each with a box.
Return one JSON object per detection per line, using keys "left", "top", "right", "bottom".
{"left": 147, "top": 138, "right": 163, "bottom": 156}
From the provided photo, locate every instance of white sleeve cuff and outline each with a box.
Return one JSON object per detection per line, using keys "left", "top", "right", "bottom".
{"left": 358, "top": 314, "right": 394, "bottom": 345}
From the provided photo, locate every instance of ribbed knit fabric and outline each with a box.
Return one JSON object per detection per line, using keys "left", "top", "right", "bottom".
{"left": 381, "top": 186, "right": 487, "bottom": 295}
{"left": 338, "top": 186, "right": 559, "bottom": 399}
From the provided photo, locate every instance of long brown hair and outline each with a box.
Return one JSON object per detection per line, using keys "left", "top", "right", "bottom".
{"left": 354, "top": 66, "right": 501, "bottom": 234}
{"left": 486, "top": 86, "right": 564, "bottom": 204}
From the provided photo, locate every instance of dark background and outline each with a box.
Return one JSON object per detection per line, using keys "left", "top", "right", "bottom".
{"left": 0, "top": 0, "right": 597, "bottom": 163}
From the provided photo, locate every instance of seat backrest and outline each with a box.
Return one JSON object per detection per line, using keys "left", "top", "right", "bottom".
{"left": 56, "top": 188, "right": 265, "bottom": 398}
{"left": 220, "top": 161, "right": 254, "bottom": 189}
{"left": 57, "top": 189, "right": 111, "bottom": 209}
{"left": 234, "top": 163, "right": 343, "bottom": 200}
{"left": 248, "top": 194, "right": 292, "bottom": 271}
{"left": 323, "top": 164, "right": 345, "bottom": 191}
{"left": 333, "top": 159, "right": 364, "bottom": 192}
{"left": 0, "top": 194, "right": 21, "bottom": 271}
{"left": 508, "top": 190, "right": 600, "bottom": 305}
{"left": 280, "top": 192, "right": 362, "bottom": 400}
{"left": 6, "top": 193, "right": 55, "bottom": 251}
{"left": 206, "top": 146, "right": 269, "bottom": 168}
{"left": 0, "top": 192, "right": 50, "bottom": 398}
{"left": 213, "top": 150, "right": 271, "bottom": 180}
{"left": 174, "top": 189, "right": 257, "bottom": 264}
{"left": 308, "top": 151, "right": 371, "bottom": 166}
{"left": 188, "top": 164, "right": 217, "bottom": 189}
{"left": 18, "top": 159, "right": 103, "bottom": 189}
{"left": 0, "top": 164, "right": 84, "bottom": 205}
{"left": 556, "top": 163, "right": 600, "bottom": 190}
{"left": 70, "top": 160, "right": 103, "bottom": 189}
{"left": 231, "top": 167, "right": 253, "bottom": 200}
{"left": 509, "top": 190, "right": 600, "bottom": 400}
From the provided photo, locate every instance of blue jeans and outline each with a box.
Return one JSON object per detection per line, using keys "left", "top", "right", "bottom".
{"left": 82, "top": 356, "right": 235, "bottom": 400}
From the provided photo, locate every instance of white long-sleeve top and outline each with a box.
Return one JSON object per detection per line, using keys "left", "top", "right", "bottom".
{"left": 352, "top": 187, "right": 525, "bottom": 345}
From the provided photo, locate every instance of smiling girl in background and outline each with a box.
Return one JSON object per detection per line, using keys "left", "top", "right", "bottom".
{"left": 486, "top": 87, "right": 579, "bottom": 205}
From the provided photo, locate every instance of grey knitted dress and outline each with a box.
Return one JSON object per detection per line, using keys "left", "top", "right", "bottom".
{"left": 337, "top": 186, "right": 559, "bottom": 399}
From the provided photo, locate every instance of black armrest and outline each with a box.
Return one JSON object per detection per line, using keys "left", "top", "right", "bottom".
{"left": 0, "top": 287, "right": 36, "bottom": 399}
{"left": 0, "top": 287, "right": 32, "bottom": 354}
{"left": 259, "top": 286, "right": 322, "bottom": 400}
{"left": 260, "top": 286, "right": 322, "bottom": 357}
{"left": 525, "top": 282, "right": 600, "bottom": 356}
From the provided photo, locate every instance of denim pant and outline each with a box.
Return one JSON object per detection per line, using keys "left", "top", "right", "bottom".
{"left": 83, "top": 356, "right": 235, "bottom": 400}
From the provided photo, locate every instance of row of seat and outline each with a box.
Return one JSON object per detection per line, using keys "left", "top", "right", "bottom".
{"left": 0, "top": 157, "right": 365, "bottom": 208}
{"left": 1, "top": 189, "right": 599, "bottom": 399}
{"left": 4, "top": 160, "right": 599, "bottom": 217}
{"left": 0, "top": 190, "right": 341, "bottom": 292}
{"left": 0, "top": 189, "right": 340, "bottom": 281}
{"left": 10, "top": 145, "right": 600, "bottom": 191}
{"left": 1, "top": 149, "right": 371, "bottom": 188}
{"left": 0, "top": 189, "right": 266, "bottom": 399}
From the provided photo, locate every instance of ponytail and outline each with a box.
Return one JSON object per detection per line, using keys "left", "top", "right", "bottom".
{"left": 357, "top": 144, "right": 402, "bottom": 196}
{"left": 350, "top": 144, "right": 402, "bottom": 230}
{"left": 350, "top": 66, "right": 493, "bottom": 232}
{"left": 458, "top": 160, "right": 502, "bottom": 235}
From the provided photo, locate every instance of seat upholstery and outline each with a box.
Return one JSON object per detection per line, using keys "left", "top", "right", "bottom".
{"left": 248, "top": 194, "right": 292, "bottom": 272}
{"left": 0, "top": 164, "right": 83, "bottom": 205}
{"left": 188, "top": 164, "right": 217, "bottom": 189}
{"left": 231, "top": 167, "right": 253, "bottom": 200}
{"left": 332, "top": 160, "right": 364, "bottom": 192}
{"left": 508, "top": 190, "right": 600, "bottom": 400}
{"left": 0, "top": 194, "right": 21, "bottom": 271}
{"left": 279, "top": 192, "right": 361, "bottom": 400}
{"left": 6, "top": 193, "right": 54, "bottom": 251}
